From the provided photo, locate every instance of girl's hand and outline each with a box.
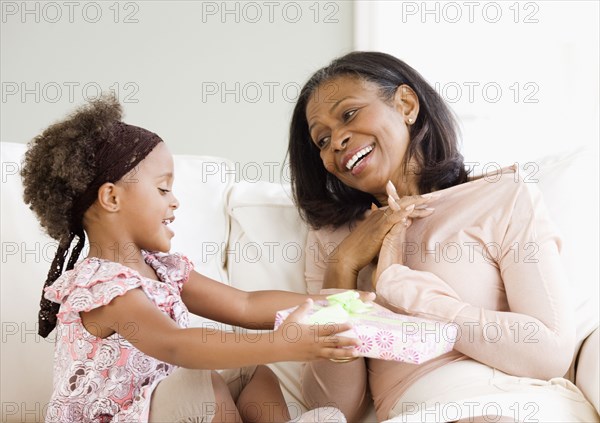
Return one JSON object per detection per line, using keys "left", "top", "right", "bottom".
{"left": 357, "top": 290, "right": 376, "bottom": 303}
{"left": 373, "top": 181, "right": 436, "bottom": 288}
{"left": 276, "top": 299, "right": 359, "bottom": 362}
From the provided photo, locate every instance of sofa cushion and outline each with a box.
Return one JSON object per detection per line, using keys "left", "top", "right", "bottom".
{"left": 576, "top": 327, "right": 600, "bottom": 414}
{"left": 171, "top": 154, "right": 233, "bottom": 285}
{"left": 532, "top": 149, "right": 599, "bottom": 346}
{"left": 1, "top": 142, "right": 55, "bottom": 421}
{"left": 226, "top": 181, "right": 310, "bottom": 410}
{"left": 170, "top": 154, "right": 234, "bottom": 329}
{"left": 227, "top": 181, "right": 308, "bottom": 294}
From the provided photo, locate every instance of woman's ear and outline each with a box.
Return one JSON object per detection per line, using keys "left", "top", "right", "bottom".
{"left": 96, "top": 182, "right": 120, "bottom": 212}
{"left": 394, "top": 84, "right": 420, "bottom": 125}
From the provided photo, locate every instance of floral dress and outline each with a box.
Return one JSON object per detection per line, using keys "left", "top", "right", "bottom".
{"left": 43, "top": 252, "right": 192, "bottom": 422}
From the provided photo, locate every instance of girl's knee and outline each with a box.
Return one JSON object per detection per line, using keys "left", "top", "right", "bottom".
{"left": 211, "top": 371, "right": 241, "bottom": 423}
{"left": 252, "top": 365, "right": 278, "bottom": 384}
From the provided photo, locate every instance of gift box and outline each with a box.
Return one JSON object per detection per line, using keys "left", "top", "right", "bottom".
{"left": 274, "top": 291, "right": 457, "bottom": 364}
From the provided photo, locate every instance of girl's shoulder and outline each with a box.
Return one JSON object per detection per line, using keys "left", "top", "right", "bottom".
{"left": 143, "top": 251, "right": 194, "bottom": 289}
{"left": 44, "top": 253, "right": 192, "bottom": 323}
{"left": 43, "top": 257, "right": 145, "bottom": 322}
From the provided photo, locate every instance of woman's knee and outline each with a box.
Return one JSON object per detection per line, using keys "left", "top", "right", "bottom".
{"left": 252, "top": 365, "right": 279, "bottom": 384}
{"left": 301, "top": 361, "right": 369, "bottom": 421}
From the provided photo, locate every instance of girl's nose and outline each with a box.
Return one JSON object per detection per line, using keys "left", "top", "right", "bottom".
{"left": 170, "top": 194, "right": 179, "bottom": 210}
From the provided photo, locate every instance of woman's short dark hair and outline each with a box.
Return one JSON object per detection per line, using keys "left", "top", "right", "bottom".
{"left": 288, "top": 51, "right": 469, "bottom": 229}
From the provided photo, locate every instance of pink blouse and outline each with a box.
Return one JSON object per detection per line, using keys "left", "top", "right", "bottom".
{"left": 43, "top": 252, "right": 192, "bottom": 422}
{"left": 305, "top": 170, "right": 576, "bottom": 421}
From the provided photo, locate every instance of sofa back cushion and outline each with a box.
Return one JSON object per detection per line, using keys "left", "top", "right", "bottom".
{"left": 533, "top": 149, "right": 599, "bottom": 348}
{"left": 226, "top": 181, "right": 308, "bottom": 294}
{"left": 226, "top": 181, "right": 311, "bottom": 410}
{"left": 171, "top": 154, "right": 233, "bottom": 285}
{"left": 1, "top": 142, "right": 56, "bottom": 421}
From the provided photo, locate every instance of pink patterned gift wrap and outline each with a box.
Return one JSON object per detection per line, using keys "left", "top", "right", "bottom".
{"left": 273, "top": 291, "right": 458, "bottom": 364}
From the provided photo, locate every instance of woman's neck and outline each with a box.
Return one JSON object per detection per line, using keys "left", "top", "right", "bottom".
{"left": 375, "top": 160, "right": 421, "bottom": 205}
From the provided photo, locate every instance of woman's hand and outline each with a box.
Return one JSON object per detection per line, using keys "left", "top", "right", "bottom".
{"left": 324, "top": 184, "right": 434, "bottom": 289}
{"left": 275, "top": 299, "right": 360, "bottom": 362}
{"left": 373, "top": 181, "right": 435, "bottom": 288}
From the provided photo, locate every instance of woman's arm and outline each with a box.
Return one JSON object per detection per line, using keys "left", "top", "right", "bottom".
{"left": 375, "top": 182, "right": 576, "bottom": 379}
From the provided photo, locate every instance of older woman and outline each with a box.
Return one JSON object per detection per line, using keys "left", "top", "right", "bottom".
{"left": 288, "top": 51, "right": 598, "bottom": 422}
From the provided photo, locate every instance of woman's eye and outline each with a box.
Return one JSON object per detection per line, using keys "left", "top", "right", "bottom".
{"left": 343, "top": 109, "right": 357, "bottom": 121}
{"left": 158, "top": 188, "right": 170, "bottom": 194}
{"left": 317, "top": 136, "right": 330, "bottom": 149}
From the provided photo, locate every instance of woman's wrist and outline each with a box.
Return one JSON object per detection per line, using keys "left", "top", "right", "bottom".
{"left": 323, "top": 259, "right": 359, "bottom": 289}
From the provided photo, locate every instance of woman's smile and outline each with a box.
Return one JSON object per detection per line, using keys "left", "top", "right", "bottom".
{"left": 343, "top": 143, "right": 375, "bottom": 173}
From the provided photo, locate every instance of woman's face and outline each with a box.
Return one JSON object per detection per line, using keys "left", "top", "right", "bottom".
{"left": 305, "top": 76, "right": 419, "bottom": 202}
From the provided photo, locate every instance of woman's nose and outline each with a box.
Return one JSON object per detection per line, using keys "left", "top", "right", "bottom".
{"left": 332, "top": 133, "right": 350, "bottom": 151}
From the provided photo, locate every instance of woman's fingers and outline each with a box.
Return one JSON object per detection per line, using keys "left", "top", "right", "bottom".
{"left": 408, "top": 207, "right": 435, "bottom": 218}
{"left": 386, "top": 180, "right": 440, "bottom": 203}
{"left": 384, "top": 205, "right": 431, "bottom": 226}
{"left": 386, "top": 180, "right": 400, "bottom": 201}
{"left": 383, "top": 195, "right": 435, "bottom": 224}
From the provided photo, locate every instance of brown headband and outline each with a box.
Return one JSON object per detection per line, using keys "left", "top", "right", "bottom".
{"left": 38, "top": 121, "right": 163, "bottom": 338}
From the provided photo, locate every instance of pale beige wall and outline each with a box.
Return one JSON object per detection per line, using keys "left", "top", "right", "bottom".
{"left": 1, "top": 1, "right": 354, "bottom": 181}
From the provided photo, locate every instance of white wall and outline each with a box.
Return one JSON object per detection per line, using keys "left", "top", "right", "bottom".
{"left": 354, "top": 0, "right": 599, "bottom": 167}
{"left": 353, "top": 0, "right": 599, "bottom": 332}
{"left": 1, "top": 1, "right": 353, "bottom": 182}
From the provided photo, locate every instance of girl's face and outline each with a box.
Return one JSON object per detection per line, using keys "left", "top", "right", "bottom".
{"left": 305, "top": 76, "right": 419, "bottom": 202}
{"left": 117, "top": 142, "right": 179, "bottom": 253}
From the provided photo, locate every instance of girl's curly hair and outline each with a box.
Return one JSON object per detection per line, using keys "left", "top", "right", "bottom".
{"left": 21, "top": 96, "right": 122, "bottom": 242}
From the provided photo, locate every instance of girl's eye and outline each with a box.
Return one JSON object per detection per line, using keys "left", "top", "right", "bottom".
{"left": 343, "top": 109, "right": 357, "bottom": 121}
{"left": 158, "top": 188, "right": 170, "bottom": 194}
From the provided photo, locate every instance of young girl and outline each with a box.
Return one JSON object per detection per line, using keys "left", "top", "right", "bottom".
{"left": 21, "top": 96, "right": 361, "bottom": 423}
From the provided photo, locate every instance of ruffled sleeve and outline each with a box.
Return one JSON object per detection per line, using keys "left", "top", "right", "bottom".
{"left": 44, "top": 259, "right": 144, "bottom": 324}
{"left": 143, "top": 251, "right": 193, "bottom": 292}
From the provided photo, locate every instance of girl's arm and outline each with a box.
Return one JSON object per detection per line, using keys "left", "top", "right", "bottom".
{"left": 81, "top": 289, "right": 359, "bottom": 370}
{"left": 181, "top": 270, "right": 375, "bottom": 330}
{"left": 181, "top": 271, "right": 318, "bottom": 329}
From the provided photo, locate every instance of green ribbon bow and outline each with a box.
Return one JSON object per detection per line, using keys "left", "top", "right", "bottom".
{"left": 307, "top": 291, "right": 373, "bottom": 325}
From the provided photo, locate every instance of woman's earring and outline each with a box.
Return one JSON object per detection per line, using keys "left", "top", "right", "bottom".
{"left": 407, "top": 118, "right": 414, "bottom": 125}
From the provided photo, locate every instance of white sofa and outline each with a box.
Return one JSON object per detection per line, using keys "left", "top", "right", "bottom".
{"left": 1, "top": 141, "right": 598, "bottom": 422}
